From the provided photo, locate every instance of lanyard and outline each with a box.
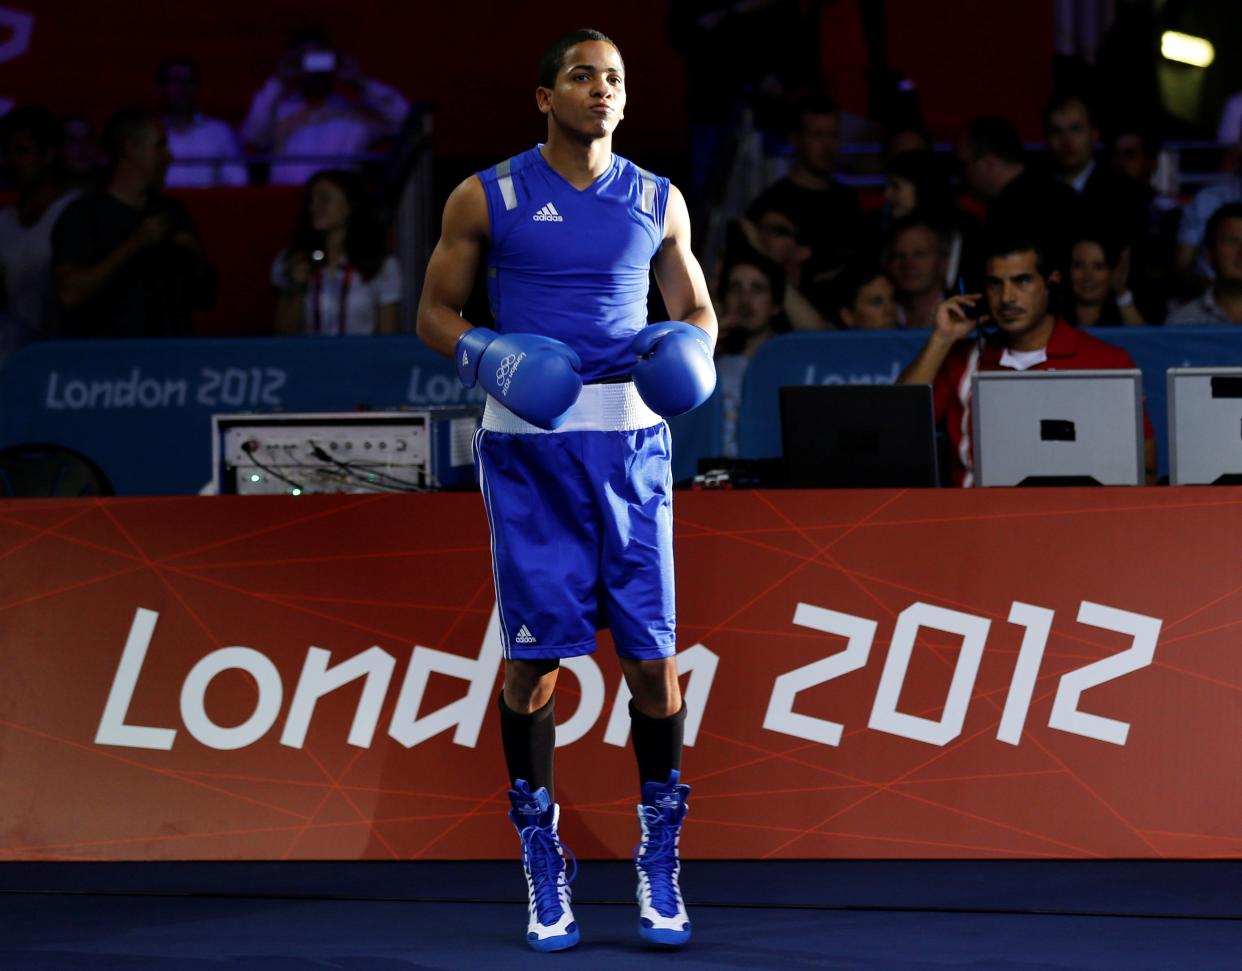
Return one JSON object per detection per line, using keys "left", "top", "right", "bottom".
{"left": 312, "top": 263, "right": 353, "bottom": 335}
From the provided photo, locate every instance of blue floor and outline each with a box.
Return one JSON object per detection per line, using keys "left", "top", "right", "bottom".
{"left": 2, "top": 861, "right": 1239, "bottom": 969}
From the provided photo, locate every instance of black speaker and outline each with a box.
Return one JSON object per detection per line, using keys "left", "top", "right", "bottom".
{"left": 0, "top": 443, "right": 113, "bottom": 497}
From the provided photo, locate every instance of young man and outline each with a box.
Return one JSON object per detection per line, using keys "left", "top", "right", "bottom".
{"left": 956, "top": 115, "right": 1082, "bottom": 269}
{"left": 416, "top": 29, "right": 717, "bottom": 953}
{"left": 747, "top": 95, "right": 862, "bottom": 279}
{"left": 51, "top": 108, "right": 216, "bottom": 338}
{"left": 1167, "top": 202, "right": 1242, "bottom": 324}
{"left": 898, "top": 234, "right": 1155, "bottom": 486}
{"left": 1042, "top": 92, "right": 1146, "bottom": 250}
{"left": 156, "top": 58, "right": 247, "bottom": 187}
{"left": 885, "top": 218, "right": 949, "bottom": 329}
{"left": 716, "top": 254, "right": 784, "bottom": 458}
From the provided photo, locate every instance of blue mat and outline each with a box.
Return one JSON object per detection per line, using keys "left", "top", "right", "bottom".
{"left": 2, "top": 861, "right": 1239, "bottom": 969}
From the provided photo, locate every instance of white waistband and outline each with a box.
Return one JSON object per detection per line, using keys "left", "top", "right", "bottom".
{"left": 482, "top": 381, "right": 662, "bottom": 434}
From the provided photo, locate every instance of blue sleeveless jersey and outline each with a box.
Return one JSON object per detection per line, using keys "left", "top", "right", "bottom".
{"left": 477, "top": 146, "right": 670, "bottom": 382}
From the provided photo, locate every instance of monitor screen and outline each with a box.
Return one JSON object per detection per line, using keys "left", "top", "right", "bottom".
{"left": 1168, "top": 367, "right": 1242, "bottom": 485}
{"left": 779, "top": 384, "right": 939, "bottom": 488}
{"left": 970, "top": 370, "right": 1144, "bottom": 487}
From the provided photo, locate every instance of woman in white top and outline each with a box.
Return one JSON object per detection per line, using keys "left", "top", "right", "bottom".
{"left": 272, "top": 168, "right": 400, "bottom": 335}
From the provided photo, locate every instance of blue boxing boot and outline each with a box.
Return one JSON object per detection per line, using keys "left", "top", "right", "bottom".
{"left": 508, "top": 780, "right": 578, "bottom": 952}
{"left": 633, "top": 770, "right": 692, "bottom": 946}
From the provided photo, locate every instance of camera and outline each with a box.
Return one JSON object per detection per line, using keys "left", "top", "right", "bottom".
{"left": 301, "top": 50, "right": 337, "bottom": 74}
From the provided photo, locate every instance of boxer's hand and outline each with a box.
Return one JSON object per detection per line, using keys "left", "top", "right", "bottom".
{"left": 478, "top": 333, "right": 583, "bottom": 430}
{"left": 629, "top": 321, "right": 716, "bottom": 417}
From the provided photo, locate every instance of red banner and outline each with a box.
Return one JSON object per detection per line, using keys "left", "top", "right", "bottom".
{"left": 1, "top": 489, "right": 1240, "bottom": 861}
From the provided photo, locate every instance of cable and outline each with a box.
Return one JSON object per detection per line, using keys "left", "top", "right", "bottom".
{"left": 308, "top": 445, "right": 427, "bottom": 492}
{"left": 240, "top": 441, "right": 308, "bottom": 494}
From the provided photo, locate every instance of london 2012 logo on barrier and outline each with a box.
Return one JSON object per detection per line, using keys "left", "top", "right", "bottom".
{"left": 93, "top": 597, "right": 1159, "bottom": 754}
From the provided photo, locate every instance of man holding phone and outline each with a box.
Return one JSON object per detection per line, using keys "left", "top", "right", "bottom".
{"left": 240, "top": 29, "right": 410, "bottom": 185}
{"left": 898, "top": 232, "right": 1155, "bottom": 485}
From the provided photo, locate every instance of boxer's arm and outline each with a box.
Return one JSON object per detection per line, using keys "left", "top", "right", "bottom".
{"left": 652, "top": 184, "right": 717, "bottom": 347}
{"left": 416, "top": 175, "right": 490, "bottom": 357}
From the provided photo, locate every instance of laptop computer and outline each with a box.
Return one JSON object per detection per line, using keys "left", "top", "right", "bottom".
{"left": 779, "top": 384, "right": 940, "bottom": 488}
{"left": 1167, "top": 366, "right": 1242, "bottom": 485}
{"left": 971, "top": 369, "right": 1144, "bottom": 486}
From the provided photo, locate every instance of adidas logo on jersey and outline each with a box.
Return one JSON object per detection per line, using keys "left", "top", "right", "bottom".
{"left": 515, "top": 625, "right": 537, "bottom": 644}
{"left": 532, "top": 202, "right": 564, "bottom": 222}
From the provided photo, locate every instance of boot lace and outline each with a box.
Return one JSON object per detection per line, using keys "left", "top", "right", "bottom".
{"left": 520, "top": 821, "right": 577, "bottom": 924}
{"left": 633, "top": 806, "right": 680, "bottom": 917}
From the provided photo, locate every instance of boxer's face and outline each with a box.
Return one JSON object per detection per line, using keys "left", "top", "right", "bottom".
{"left": 538, "top": 40, "right": 625, "bottom": 139}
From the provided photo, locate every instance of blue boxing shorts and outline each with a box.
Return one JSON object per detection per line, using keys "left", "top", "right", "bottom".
{"left": 474, "top": 381, "right": 676, "bottom": 661}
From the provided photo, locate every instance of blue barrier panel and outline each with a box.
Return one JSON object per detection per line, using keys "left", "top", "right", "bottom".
{"left": 0, "top": 337, "right": 484, "bottom": 495}
{"left": 666, "top": 386, "right": 723, "bottom": 484}
{"left": 737, "top": 331, "right": 925, "bottom": 459}
{"left": 0, "top": 336, "right": 727, "bottom": 495}
{"left": 736, "top": 326, "right": 1242, "bottom": 479}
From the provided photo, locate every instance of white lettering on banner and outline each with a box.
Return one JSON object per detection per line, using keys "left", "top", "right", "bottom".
{"left": 95, "top": 598, "right": 1159, "bottom": 755}
{"left": 764, "top": 598, "right": 1161, "bottom": 749}
{"left": 281, "top": 646, "right": 396, "bottom": 749}
{"left": 407, "top": 366, "right": 487, "bottom": 406}
{"left": 94, "top": 606, "right": 710, "bottom": 753}
{"left": 603, "top": 644, "right": 719, "bottom": 747}
{"left": 996, "top": 602, "right": 1055, "bottom": 745}
{"left": 46, "top": 370, "right": 188, "bottom": 410}
{"left": 181, "top": 647, "right": 283, "bottom": 750}
{"left": 195, "top": 368, "right": 287, "bottom": 408}
{"left": 1048, "top": 602, "right": 1162, "bottom": 746}
{"left": 868, "top": 603, "right": 992, "bottom": 746}
{"left": 95, "top": 608, "right": 177, "bottom": 750}
{"left": 555, "top": 656, "right": 607, "bottom": 747}
{"left": 800, "top": 360, "right": 902, "bottom": 386}
{"left": 44, "top": 367, "right": 287, "bottom": 411}
{"left": 762, "top": 605, "right": 876, "bottom": 746}
{"left": 388, "top": 607, "right": 503, "bottom": 748}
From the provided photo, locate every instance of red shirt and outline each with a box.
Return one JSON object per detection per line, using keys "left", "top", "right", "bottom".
{"left": 932, "top": 319, "right": 1153, "bottom": 486}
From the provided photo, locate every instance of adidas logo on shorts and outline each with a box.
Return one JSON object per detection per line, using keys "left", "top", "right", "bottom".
{"left": 515, "top": 625, "right": 537, "bottom": 644}
{"left": 532, "top": 202, "right": 564, "bottom": 222}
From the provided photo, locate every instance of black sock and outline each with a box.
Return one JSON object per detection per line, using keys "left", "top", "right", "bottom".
{"left": 629, "top": 700, "right": 686, "bottom": 788}
{"left": 498, "top": 692, "right": 556, "bottom": 801}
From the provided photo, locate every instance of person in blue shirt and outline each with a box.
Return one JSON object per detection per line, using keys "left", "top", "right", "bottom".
{"left": 416, "top": 28, "right": 717, "bottom": 953}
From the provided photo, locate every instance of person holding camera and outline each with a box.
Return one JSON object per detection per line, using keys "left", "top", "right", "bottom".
{"left": 271, "top": 169, "right": 400, "bottom": 335}
{"left": 897, "top": 232, "right": 1154, "bottom": 486}
{"left": 240, "top": 29, "right": 410, "bottom": 185}
{"left": 52, "top": 107, "right": 216, "bottom": 338}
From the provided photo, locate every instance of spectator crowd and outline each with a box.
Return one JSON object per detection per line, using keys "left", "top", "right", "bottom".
{"left": 3, "top": 17, "right": 1242, "bottom": 487}
{"left": 0, "top": 28, "right": 408, "bottom": 352}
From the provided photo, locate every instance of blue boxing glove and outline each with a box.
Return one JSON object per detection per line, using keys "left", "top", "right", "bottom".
{"left": 455, "top": 326, "right": 498, "bottom": 388}
{"left": 473, "top": 332, "right": 583, "bottom": 430}
{"left": 629, "top": 321, "right": 716, "bottom": 417}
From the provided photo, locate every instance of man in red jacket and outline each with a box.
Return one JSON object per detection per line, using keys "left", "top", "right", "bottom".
{"left": 899, "top": 233, "right": 1155, "bottom": 485}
